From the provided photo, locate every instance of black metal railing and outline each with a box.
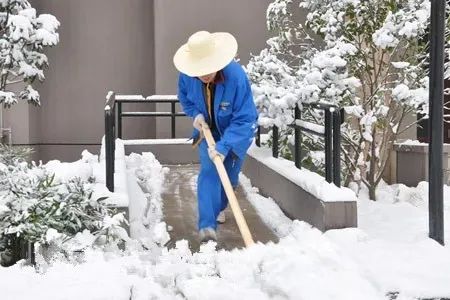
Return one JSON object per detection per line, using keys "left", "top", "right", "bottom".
{"left": 104, "top": 92, "right": 116, "bottom": 192}
{"left": 255, "top": 103, "right": 343, "bottom": 187}
{"left": 116, "top": 95, "right": 186, "bottom": 139}
{"left": 104, "top": 93, "right": 187, "bottom": 192}
{"left": 105, "top": 93, "right": 343, "bottom": 189}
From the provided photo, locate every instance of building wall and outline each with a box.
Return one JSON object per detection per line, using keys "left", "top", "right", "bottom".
{"left": 3, "top": 0, "right": 273, "bottom": 162}
{"left": 4, "top": 0, "right": 157, "bottom": 162}
{"left": 153, "top": 0, "right": 272, "bottom": 138}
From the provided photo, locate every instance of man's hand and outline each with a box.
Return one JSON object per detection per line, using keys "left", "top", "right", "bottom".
{"left": 193, "top": 114, "right": 205, "bottom": 131}
{"left": 208, "top": 147, "right": 225, "bottom": 162}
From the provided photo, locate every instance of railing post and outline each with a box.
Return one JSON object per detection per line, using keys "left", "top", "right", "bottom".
{"left": 28, "top": 242, "right": 35, "bottom": 266}
{"left": 294, "top": 105, "right": 302, "bottom": 169}
{"left": 272, "top": 125, "right": 279, "bottom": 158}
{"left": 105, "top": 110, "right": 113, "bottom": 192}
{"left": 332, "top": 109, "right": 341, "bottom": 187}
{"left": 117, "top": 101, "right": 122, "bottom": 139}
{"left": 324, "top": 108, "right": 333, "bottom": 183}
{"left": 112, "top": 103, "right": 116, "bottom": 174}
{"left": 255, "top": 126, "right": 261, "bottom": 147}
{"left": 428, "top": 0, "right": 445, "bottom": 245}
{"left": 105, "top": 92, "right": 115, "bottom": 192}
{"left": 171, "top": 101, "right": 176, "bottom": 138}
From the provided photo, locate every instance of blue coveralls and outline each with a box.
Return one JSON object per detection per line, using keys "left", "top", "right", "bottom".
{"left": 177, "top": 61, "right": 258, "bottom": 230}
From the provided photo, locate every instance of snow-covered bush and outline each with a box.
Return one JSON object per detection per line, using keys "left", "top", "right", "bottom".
{"left": 248, "top": 0, "right": 450, "bottom": 200}
{"left": 0, "top": 0, "right": 60, "bottom": 106}
{"left": 0, "top": 143, "right": 33, "bottom": 165}
{"left": 0, "top": 161, "right": 126, "bottom": 266}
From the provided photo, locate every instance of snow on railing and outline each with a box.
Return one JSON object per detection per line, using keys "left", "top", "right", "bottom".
{"left": 113, "top": 95, "right": 179, "bottom": 102}
{"left": 115, "top": 94, "right": 145, "bottom": 101}
{"left": 256, "top": 103, "right": 343, "bottom": 187}
{"left": 146, "top": 95, "right": 178, "bottom": 101}
{"left": 295, "top": 120, "right": 325, "bottom": 135}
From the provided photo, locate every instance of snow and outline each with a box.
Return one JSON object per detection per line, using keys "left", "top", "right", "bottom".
{"left": 0, "top": 2, "right": 60, "bottom": 106}
{"left": 122, "top": 138, "right": 191, "bottom": 146}
{"left": 125, "top": 151, "right": 171, "bottom": 247}
{"left": 45, "top": 160, "right": 93, "bottom": 182}
{"left": 0, "top": 91, "right": 17, "bottom": 105}
{"left": 96, "top": 138, "right": 129, "bottom": 207}
{"left": 1, "top": 146, "right": 450, "bottom": 299}
{"left": 105, "top": 91, "right": 114, "bottom": 101}
{"left": 392, "top": 83, "right": 411, "bottom": 101}
{"left": 295, "top": 119, "right": 325, "bottom": 134}
{"left": 240, "top": 174, "right": 293, "bottom": 237}
{"left": 114, "top": 95, "right": 178, "bottom": 102}
{"left": 395, "top": 139, "right": 427, "bottom": 146}
{"left": 391, "top": 61, "right": 410, "bottom": 69}
{"left": 8, "top": 15, "right": 33, "bottom": 41}
{"left": 115, "top": 95, "right": 145, "bottom": 101}
{"left": 146, "top": 95, "right": 178, "bottom": 101}
{"left": 248, "top": 142, "right": 357, "bottom": 202}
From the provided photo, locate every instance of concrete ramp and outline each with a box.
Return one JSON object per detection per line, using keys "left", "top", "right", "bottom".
{"left": 161, "top": 164, "right": 278, "bottom": 251}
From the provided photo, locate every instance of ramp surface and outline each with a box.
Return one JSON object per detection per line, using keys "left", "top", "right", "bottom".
{"left": 161, "top": 164, "right": 278, "bottom": 251}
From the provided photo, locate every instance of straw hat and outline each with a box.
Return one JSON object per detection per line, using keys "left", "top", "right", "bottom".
{"left": 173, "top": 31, "right": 238, "bottom": 77}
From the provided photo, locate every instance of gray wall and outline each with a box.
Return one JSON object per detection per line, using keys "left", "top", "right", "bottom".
{"left": 3, "top": 0, "right": 272, "bottom": 162}
{"left": 4, "top": 0, "right": 156, "bottom": 162}
{"left": 153, "top": 0, "right": 272, "bottom": 138}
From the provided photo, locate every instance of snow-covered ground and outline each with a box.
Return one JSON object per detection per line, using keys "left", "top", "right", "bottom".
{"left": 0, "top": 150, "right": 449, "bottom": 300}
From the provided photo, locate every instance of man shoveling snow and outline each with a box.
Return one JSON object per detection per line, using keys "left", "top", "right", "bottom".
{"left": 173, "top": 31, "right": 258, "bottom": 243}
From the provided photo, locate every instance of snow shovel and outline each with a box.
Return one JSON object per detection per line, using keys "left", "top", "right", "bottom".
{"left": 200, "top": 121, "right": 255, "bottom": 247}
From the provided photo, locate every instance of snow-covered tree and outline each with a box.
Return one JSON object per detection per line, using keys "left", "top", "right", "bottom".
{"left": 0, "top": 0, "right": 60, "bottom": 107}
{"left": 248, "top": 0, "right": 450, "bottom": 200}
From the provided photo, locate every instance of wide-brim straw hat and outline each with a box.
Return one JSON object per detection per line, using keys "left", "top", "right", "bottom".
{"left": 173, "top": 31, "right": 238, "bottom": 77}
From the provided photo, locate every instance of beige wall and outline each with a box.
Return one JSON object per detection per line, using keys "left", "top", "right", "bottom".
{"left": 153, "top": 0, "right": 272, "bottom": 138}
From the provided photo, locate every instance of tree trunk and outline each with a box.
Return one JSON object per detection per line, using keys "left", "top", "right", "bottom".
{"left": 369, "top": 185, "right": 376, "bottom": 201}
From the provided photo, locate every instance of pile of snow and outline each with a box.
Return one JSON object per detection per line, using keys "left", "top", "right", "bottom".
{"left": 125, "top": 152, "right": 170, "bottom": 248}
{"left": 43, "top": 146, "right": 129, "bottom": 208}
{"left": 44, "top": 150, "right": 97, "bottom": 183}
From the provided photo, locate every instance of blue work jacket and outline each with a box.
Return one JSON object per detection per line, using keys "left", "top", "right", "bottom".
{"left": 178, "top": 61, "right": 258, "bottom": 159}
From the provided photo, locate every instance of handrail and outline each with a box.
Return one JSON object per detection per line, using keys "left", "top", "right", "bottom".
{"left": 255, "top": 103, "right": 343, "bottom": 187}
{"left": 105, "top": 92, "right": 343, "bottom": 189}
{"left": 115, "top": 94, "right": 186, "bottom": 139}
{"left": 103, "top": 92, "right": 188, "bottom": 192}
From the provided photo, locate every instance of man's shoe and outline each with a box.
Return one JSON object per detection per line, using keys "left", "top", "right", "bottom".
{"left": 199, "top": 227, "right": 217, "bottom": 243}
{"left": 217, "top": 211, "right": 226, "bottom": 224}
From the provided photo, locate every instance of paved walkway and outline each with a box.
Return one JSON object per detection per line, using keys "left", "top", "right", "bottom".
{"left": 161, "top": 164, "right": 278, "bottom": 252}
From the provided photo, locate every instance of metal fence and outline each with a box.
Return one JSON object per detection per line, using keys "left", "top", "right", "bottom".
{"left": 116, "top": 95, "right": 186, "bottom": 139}
{"left": 104, "top": 93, "right": 343, "bottom": 190}
{"left": 104, "top": 93, "right": 186, "bottom": 192}
{"left": 255, "top": 103, "right": 343, "bottom": 187}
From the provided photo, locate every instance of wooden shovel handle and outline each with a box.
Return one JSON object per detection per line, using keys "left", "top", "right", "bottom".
{"left": 199, "top": 121, "right": 254, "bottom": 247}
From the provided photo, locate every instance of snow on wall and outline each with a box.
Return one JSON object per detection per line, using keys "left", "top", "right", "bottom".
{"left": 247, "top": 143, "right": 357, "bottom": 202}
